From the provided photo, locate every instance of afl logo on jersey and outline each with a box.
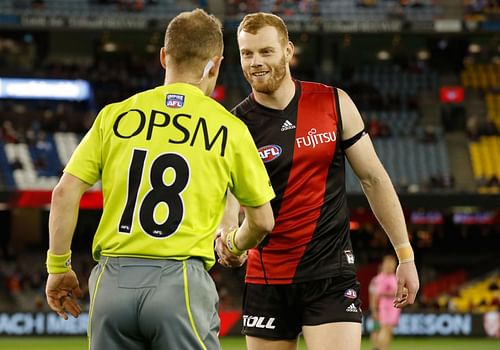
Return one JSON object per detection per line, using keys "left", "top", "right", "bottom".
{"left": 344, "top": 289, "right": 357, "bottom": 299}
{"left": 258, "top": 144, "right": 282, "bottom": 163}
{"left": 166, "top": 94, "right": 185, "bottom": 108}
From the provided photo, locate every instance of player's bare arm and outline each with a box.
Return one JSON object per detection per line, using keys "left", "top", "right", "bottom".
{"left": 218, "top": 198, "right": 274, "bottom": 264}
{"left": 46, "top": 173, "right": 90, "bottom": 320}
{"left": 339, "top": 88, "right": 420, "bottom": 307}
{"left": 236, "top": 202, "right": 274, "bottom": 249}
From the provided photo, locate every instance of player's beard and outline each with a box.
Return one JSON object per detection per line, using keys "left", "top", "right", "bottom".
{"left": 244, "top": 55, "right": 287, "bottom": 94}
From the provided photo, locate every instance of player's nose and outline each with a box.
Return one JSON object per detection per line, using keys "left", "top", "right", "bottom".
{"left": 250, "top": 55, "right": 264, "bottom": 67}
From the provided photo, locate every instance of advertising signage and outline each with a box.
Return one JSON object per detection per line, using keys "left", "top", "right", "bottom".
{"left": 1, "top": 311, "right": 499, "bottom": 338}
{"left": 0, "top": 78, "right": 91, "bottom": 101}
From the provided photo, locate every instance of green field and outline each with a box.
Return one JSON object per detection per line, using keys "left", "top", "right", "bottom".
{"left": 0, "top": 336, "right": 498, "bottom": 350}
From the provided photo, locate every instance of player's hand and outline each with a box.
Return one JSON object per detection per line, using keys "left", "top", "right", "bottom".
{"left": 215, "top": 229, "right": 247, "bottom": 268}
{"left": 394, "top": 261, "right": 419, "bottom": 308}
{"left": 46, "top": 270, "right": 83, "bottom": 320}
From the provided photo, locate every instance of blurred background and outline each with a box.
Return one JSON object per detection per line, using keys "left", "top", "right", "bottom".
{"left": 0, "top": 0, "right": 499, "bottom": 343}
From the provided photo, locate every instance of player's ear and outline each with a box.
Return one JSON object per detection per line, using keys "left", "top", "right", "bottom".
{"left": 285, "top": 41, "right": 294, "bottom": 63}
{"left": 160, "top": 47, "right": 167, "bottom": 69}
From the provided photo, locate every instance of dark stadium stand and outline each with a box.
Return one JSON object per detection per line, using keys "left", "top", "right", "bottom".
{"left": 0, "top": 0, "right": 443, "bottom": 22}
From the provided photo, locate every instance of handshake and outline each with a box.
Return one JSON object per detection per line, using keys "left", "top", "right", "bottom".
{"left": 215, "top": 228, "right": 248, "bottom": 268}
{"left": 214, "top": 201, "right": 274, "bottom": 268}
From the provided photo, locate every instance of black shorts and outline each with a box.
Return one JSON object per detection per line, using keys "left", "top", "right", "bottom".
{"left": 242, "top": 275, "right": 362, "bottom": 340}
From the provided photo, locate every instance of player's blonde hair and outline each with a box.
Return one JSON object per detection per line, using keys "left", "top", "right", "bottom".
{"left": 164, "top": 9, "right": 223, "bottom": 70}
{"left": 237, "top": 12, "right": 289, "bottom": 48}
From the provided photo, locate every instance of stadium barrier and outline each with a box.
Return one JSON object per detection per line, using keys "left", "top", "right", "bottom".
{"left": 0, "top": 311, "right": 498, "bottom": 338}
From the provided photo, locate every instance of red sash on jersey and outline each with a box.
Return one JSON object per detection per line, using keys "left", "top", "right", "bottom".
{"left": 246, "top": 82, "right": 340, "bottom": 284}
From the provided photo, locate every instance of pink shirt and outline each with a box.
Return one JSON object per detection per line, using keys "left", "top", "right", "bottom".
{"left": 375, "top": 272, "right": 401, "bottom": 325}
{"left": 376, "top": 273, "right": 397, "bottom": 299}
{"left": 369, "top": 274, "right": 380, "bottom": 295}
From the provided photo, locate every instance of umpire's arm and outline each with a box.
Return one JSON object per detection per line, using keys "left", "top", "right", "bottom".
{"left": 49, "top": 173, "right": 91, "bottom": 254}
{"left": 46, "top": 173, "right": 90, "bottom": 320}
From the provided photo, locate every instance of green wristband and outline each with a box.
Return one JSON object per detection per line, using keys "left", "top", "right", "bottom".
{"left": 46, "top": 250, "right": 72, "bottom": 274}
{"left": 226, "top": 229, "right": 245, "bottom": 256}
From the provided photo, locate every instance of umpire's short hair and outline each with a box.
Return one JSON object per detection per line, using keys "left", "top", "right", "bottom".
{"left": 164, "top": 9, "right": 223, "bottom": 69}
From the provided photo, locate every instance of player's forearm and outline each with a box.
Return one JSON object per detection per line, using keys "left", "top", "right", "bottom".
{"left": 361, "top": 172, "right": 410, "bottom": 248}
{"left": 233, "top": 203, "right": 274, "bottom": 250}
{"left": 235, "top": 218, "right": 268, "bottom": 250}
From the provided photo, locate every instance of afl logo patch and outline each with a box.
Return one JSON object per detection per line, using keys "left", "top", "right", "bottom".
{"left": 166, "top": 94, "right": 185, "bottom": 108}
{"left": 258, "top": 145, "right": 282, "bottom": 163}
{"left": 344, "top": 289, "right": 357, "bottom": 299}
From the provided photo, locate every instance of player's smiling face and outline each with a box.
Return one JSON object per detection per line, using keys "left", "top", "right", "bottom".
{"left": 238, "top": 26, "right": 288, "bottom": 94}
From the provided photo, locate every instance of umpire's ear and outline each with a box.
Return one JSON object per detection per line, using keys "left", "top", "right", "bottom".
{"left": 208, "top": 55, "right": 224, "bottom": 78}
{"left": 160, "top": 47, "right": 167, "bottom": 69}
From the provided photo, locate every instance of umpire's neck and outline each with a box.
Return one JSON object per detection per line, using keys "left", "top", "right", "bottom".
{"left": 160, "top": 48, "right": 222, "bottom": 96}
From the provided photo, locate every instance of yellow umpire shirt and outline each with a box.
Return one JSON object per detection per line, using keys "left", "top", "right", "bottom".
{"left": 64, "top": 83, "right": 275, "bottom": 270}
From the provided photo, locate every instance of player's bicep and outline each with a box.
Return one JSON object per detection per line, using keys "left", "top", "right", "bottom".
{"left": 338, "top": 88, "right": 365, "bottom": 141}
{"left": 345, "top": 134, "right": 387, "bottom": 183}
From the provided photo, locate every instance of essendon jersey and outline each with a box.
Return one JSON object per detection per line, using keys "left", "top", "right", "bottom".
{"left": 232, "top": 81, "right": 356, "bottom": 284}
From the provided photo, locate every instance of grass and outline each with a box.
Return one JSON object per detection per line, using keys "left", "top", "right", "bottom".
{"left": 0, "top": 336, "right": 499, "bottom": 350}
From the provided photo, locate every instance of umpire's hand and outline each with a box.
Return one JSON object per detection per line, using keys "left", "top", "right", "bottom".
{"left": 46, "top": 270, "right": 83, "bottom": 320}
{"left": 215, "top": 229, "right": 247, "bottom": 268}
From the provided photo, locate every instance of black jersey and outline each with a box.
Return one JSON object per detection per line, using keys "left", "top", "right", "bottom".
{"left": 232, "top": 81, "right": 356, "bottom": 284}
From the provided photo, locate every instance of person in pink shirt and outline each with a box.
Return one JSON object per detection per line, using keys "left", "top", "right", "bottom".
{"left": 369, "top": 266, "right": 381, "bottom": 349}
{"left": 371, "top": 255, "right": 402, "bottom": 350}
